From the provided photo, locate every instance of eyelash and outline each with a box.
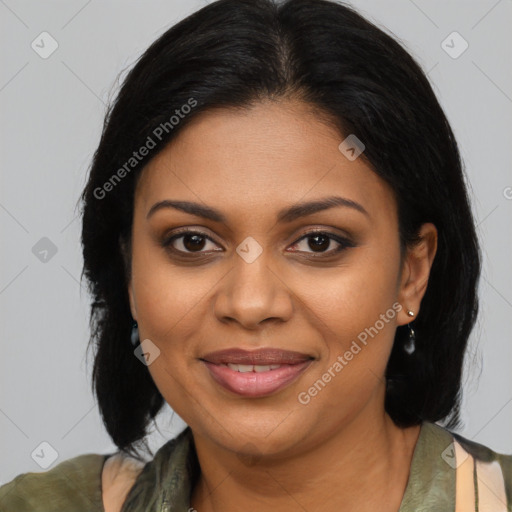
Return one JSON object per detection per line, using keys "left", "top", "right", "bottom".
{"left": 161, "top": 228, "right": 355, "bottom": 259}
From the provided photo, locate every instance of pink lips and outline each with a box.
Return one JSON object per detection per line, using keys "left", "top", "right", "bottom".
{"left": 201, "top": 348, "right": 313, "bottom": 397}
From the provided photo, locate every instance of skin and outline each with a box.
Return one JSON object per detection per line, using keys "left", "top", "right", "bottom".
{"left": 126, "top": 98, "right": 438, "bottom": 512}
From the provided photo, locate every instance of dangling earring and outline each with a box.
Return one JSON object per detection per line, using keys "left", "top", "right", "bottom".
{"left": 131, "top": 321, "right": 139, "bottom": 347}
{"left": 404, "top": 324, "right": 416, "bottom": 354}
{"left": 404, "top": 309, "right": 416, "bottom": 355}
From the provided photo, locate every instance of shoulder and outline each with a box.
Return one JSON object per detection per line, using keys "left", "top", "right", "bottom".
{"left": 102, "top": 453, "right": 146, "bottom": 512}
{"left": 0, "top": 452, "right": 110, "bottom": 512}
{"left": 451, "top": 427, "right": 512, "bottom": 480}
{"left": 121, "top": 428, "right": 197, "bottom": 511}
{"left": 428, "top": 422, "right": 512, "bottom": 506}
{"left": 447, "top": 425, "right": 512, "bottom": 472}
{"left": 423, "top": 421, "right": 512, "bottom": 465}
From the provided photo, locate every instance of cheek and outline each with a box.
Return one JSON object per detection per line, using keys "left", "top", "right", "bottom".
{"left": 291, "top": 245, "right": 401, "bottom": 406}
{"left": 130, "top": 232, "right": 216, "bottom": 346}
{"left": 287, "top": 243, "right": 401, "bottom": 341}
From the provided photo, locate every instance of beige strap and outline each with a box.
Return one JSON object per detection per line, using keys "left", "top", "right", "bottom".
{"left": 476, "top": 459, "right": 508, "bottom": 512}
{"left": 102, "top": 453, "right": 145, "bottom": 512}
{"left": 454, "top": 438, "right": 508, "bottom": 512}
{"left": 454, "top": 439, "right": 476, "bottom": 511}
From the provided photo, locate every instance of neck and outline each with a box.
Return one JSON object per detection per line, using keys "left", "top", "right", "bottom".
{"left": 190, "top": 401, "right": 421, "bottom": 512}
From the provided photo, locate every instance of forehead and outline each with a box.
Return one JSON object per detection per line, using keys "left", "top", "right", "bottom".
{"left": 135, "top": 100, "right": 396, "bottom": 225}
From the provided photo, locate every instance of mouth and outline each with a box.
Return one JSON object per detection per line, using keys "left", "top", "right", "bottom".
{"left": 200, "top": 348, "right": 314, "bottom": 398}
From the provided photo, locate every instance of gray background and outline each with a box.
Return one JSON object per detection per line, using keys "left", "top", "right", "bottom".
{"left": 1, "top": 0, "right": 511, "bottom": 485}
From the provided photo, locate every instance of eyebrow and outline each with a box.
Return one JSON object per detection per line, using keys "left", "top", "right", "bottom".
{"left": 146, "top": 195, "right": 369, "bottom": 223}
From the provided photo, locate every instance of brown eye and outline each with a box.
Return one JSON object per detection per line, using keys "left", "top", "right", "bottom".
{"left": 162, "top": 230, "right": 221, "bottom": 255}
{"left": 288, "top": 231, "right": 354, "bottom": 256}
{"left": 306, "top": 233, "right": 331, "bottom": 252}
{"left": 181, "top": 233, "right": 207, "bottom": 252}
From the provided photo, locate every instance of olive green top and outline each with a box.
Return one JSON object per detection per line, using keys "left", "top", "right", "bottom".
{"left": 1, "top": 422, "right": 511, "bottom": 511}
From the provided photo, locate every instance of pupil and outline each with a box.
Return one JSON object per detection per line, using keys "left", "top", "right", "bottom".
{"left": 309, "top": 234, "right": 329, "bottom": 252}
{"left": 184, "top": 234, "right": 206, "bottom": 252}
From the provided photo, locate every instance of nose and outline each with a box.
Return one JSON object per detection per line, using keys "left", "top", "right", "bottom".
{"left": 213, "top": 247, "right": 294, "bottom": 330}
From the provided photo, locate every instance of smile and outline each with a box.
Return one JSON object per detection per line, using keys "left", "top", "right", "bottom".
{"left": 200, "top": 348, "right": 314, "bottom": 397}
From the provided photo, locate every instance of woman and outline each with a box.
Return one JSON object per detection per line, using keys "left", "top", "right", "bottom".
{"left": 1, "top": 0, "right": 510, "bottom": 510}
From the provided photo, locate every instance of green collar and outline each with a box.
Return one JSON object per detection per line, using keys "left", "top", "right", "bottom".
{"left": 398, "top": 422, "right": 456, "bottom": 511}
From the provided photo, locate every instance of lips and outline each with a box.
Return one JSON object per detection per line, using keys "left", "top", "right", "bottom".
{"left": 200, "top": 348, "right": 314, "bottom": 397}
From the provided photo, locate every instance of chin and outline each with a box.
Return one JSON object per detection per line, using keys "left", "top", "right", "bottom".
{"left": 202, "top": 408, "right": 314, "bottom": 458}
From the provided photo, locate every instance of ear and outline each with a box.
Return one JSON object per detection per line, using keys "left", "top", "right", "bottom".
{"left": 396, "top": 223, "right": 438, "bottom": 326}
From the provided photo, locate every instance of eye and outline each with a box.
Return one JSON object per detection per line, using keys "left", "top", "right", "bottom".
{"left": 288, "top": 230, "right": 354, "bottom": 256}
{"left": 162, "top": 230, "right": 221, "bottom": 255}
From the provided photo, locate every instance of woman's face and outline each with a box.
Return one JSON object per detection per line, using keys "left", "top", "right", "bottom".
{"left": 128, "top": 99, "right": 435, "bottom": 458}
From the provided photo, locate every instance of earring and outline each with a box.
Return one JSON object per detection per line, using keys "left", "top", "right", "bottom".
{"left": 403, "top": 322, "right": 416, "bottom": 355}
{"left": 130, "top": 322, "right": 139, "bottom": 347}
{"left": 407, "top": 309, "right": 415, "bottom": 317}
